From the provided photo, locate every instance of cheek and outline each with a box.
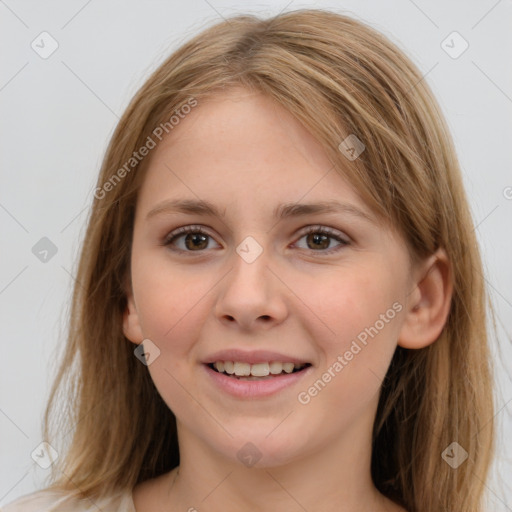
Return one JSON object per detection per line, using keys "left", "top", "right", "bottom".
{"left": 295, "top": 269, "right": 404, "bottom": 403}
{"left": 299, "top": 269, "right": 402, "bottom": 349}
{"left": 132, "top": 253, "right": 214, "bottom": 355}
{"left": 132, "top": 258, "right": 215, "bottom": 418}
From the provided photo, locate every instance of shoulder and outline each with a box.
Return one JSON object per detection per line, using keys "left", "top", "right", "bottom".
{"left": 1, "top": 488, "right": 135, "bottom": 512}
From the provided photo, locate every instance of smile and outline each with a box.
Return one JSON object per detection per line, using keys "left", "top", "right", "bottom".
{"left": 209, "top": 361, "right": 310, "bottom": 379}
{"left": 203, "top": 361, "right": 313, "bottom": 398}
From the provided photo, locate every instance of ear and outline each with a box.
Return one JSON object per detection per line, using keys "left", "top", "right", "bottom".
{"left": 398, "top": 248, "right": 453, "bottom": 349}
{"left": 123, "top": 287, "right": 145, "bottom": 346}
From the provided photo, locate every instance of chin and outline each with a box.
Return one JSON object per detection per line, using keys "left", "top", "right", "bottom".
{"left": 217, "top": 429, "right": 308, "bottom": 469}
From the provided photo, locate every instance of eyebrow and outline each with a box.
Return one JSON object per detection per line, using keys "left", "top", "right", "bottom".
{"left": 145, "top": 198, "right": 375, "bottom": 223}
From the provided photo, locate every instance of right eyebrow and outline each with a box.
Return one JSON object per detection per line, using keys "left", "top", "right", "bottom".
{"left": 146, "top": 198, "right": 226, "bottom": 220}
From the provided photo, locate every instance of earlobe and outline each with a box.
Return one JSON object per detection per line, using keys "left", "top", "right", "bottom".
{"left": 398, "top": 248, "right": 453, "bottom": 349}
{"left": 123, "top": 291, "right": 145, "bottom": 345}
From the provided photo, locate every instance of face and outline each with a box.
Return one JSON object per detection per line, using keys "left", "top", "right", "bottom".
{"left": 124, "top": 87, "right": 417, "bottom": 469}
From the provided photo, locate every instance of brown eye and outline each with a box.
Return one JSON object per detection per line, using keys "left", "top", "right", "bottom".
{"left": 306, "top": 232, "right": 330, "bottom": 250}
{"left": 294, "top": 226, "right": 349, "bottom": 254}
{"left": 183, "top": 233, "right": 209, "bottom": 250}
{"left": 164, "top": 226, "right": 219, "bottom": 252}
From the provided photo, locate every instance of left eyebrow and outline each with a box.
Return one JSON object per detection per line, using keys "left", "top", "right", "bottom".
{"left": 145, "top": 198, "right": 375, "bottom": 223}
{"left": 275, "top": 201, "right": 375, "bottom": 223}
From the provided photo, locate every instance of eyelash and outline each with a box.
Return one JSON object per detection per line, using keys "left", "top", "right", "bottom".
{"left": 162, "top": 225, "right": 350, "bottom": 255}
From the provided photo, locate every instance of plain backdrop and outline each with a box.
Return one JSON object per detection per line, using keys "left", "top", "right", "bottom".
{"left": 1, "top": 0, "right": 511, "bottom": 509}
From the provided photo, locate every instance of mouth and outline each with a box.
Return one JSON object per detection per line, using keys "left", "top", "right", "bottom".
{"left": 202, "top": 349, "right": 314, "bottom": 397}
{"left": 206, "top": 361, "right": 312, "bottom": 380}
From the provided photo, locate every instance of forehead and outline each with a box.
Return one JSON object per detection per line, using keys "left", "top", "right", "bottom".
{"left": 136, "top": 88, "right": 371, "bottom": 219}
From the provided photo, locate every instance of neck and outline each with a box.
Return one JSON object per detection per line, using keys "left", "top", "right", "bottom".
{"left": 162, "top": 416, "right": 402, "bottom": 512}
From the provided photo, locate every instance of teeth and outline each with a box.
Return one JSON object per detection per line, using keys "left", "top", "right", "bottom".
{"left": 233, "top": 362, "right": 251, "bottom": 376}
{"left": 250, "top": 363, "right": 269, "bottom": 377}
{"left": 282, "top": 362, "right": 294, "bottom": 374}
{"left": 212, "top": 361, "right": 307, "bottom": 377}
{"left": 269, "top": 361, "right": 283, "bottom": 375}
{"left": 223, "top": 361, "right": 234, "bottom": 374}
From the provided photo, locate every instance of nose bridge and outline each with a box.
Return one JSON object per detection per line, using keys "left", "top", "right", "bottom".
{"left": 229, "top": 234, "right": 271, "bottom": 296}
{"left": 214, "top": 234, "right": 288, "bottom": 328}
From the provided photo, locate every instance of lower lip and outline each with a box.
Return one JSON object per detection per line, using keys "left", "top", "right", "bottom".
{"left": 203, "top": 364, "right": 313, "bottom": 398}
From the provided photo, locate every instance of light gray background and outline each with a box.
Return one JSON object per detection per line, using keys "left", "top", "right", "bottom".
{"left": 1, "top": 0, "right": 511, "bottom": 509}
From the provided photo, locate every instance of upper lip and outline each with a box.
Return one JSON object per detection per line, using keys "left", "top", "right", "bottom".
{"left": 203, "top": 349, "right": 311, "bottom": 365}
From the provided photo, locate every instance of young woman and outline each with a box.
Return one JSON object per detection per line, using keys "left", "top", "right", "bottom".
{"left": 3, "top": 8, "right": 494, "bottom": 512}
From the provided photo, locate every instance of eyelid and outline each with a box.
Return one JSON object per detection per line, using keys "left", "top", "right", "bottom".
{"left": 162, "top": 225, "right": 218, "bottom": 249}
{"left": 162, "top": 224, "right": 350, "bottom": 254}
{"left": 292, "top": 225, "right": 350, "bottom": 254}
{"left": 296, "top": 225, "right": 350, "bottom": 243}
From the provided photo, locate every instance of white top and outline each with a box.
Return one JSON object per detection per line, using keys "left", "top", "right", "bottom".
{"left": 1, "top": 488, "right": 136, "bottom": 511}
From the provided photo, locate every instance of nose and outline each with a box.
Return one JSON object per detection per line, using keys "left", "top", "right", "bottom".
{"left": 214, "top": 244, "right": 288, "bottom": 331}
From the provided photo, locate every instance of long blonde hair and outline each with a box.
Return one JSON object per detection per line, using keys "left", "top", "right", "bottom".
{"left": 42, "top": 9, "right": 494, "bottom": 511}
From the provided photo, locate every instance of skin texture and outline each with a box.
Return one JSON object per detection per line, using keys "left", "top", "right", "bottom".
{"left": 123, "top": 87, "right": 452, "bottom": 512}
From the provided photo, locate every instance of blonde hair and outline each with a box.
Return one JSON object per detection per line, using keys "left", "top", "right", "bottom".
{"left": 42, "top": 8, "right": 494, "bottom": 511}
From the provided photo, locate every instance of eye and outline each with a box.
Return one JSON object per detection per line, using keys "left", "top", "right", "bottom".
{"left": 162, "top": 225, "right": 350, "bottom": 255}
{"left": 293, "top": 226, "right": 349, "bottom": 254}
{"left": 163, "top": 225, "right": 220, "bottom": 252}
